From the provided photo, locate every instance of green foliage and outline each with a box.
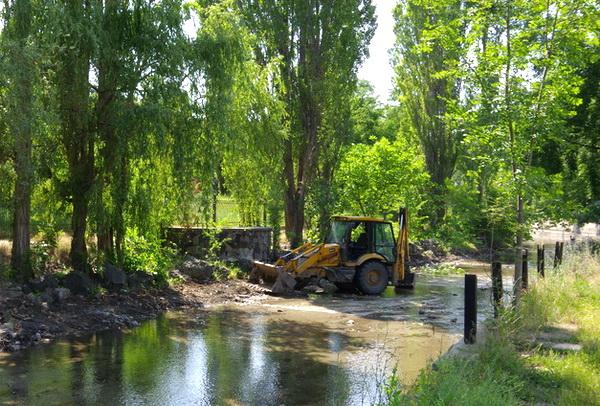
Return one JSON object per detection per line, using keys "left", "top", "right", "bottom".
{"left": 335, "top": 137, "right": 430, "bottom": 238}
{"left": 200, "top": 227, "right": 229, "bottom": 261}
{"left": 349, "top": 81, "right": 384, "bottom": 145}
{"left": 122, "top": 228, "right": 177, "bottom": 283}
{"left": 392, "top": 0, "right": 600, "bottom": 249}
{"left": 30, "top": 178, "right": 70, "bottom": 246}
{"left": 29, "top": 241, "right": 51, "bottom": 276}
{"left": 0, "top": 162, "right": 15, "bottom": 239}
{"left": 0, "top": 0, "right": 598, "bottom": 276}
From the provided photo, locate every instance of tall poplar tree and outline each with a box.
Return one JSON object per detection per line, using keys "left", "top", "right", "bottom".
{"left": 238, "top": 0, "right": 375, "bottom": 247}
{"left": 2, "top": 0, "right": 35, "bottom": 280}
{"left": 393, "top": 0, "right": 466, "bottom": 229}
{"left": 54, "top": 0, "right": 95, "bottom": 272}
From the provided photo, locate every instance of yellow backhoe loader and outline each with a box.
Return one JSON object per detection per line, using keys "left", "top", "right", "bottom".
{"left": 250, "top": 207, "right": 415, "bottom": 295}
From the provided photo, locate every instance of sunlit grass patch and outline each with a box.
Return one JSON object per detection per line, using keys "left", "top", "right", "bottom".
{"left": 389, "top": 347, "right": 524, "bottom": 406}
{"left": 54, "top": 233, "right": 72, "bottom": 263}
{"left": 386, "top": 244, "right": 600, "bottom": 405}
{"left": 216, "top": 196, "right": 241, "bottom": 226}
{"left": 0, "top": 239, "right": 11, "bottom": 261}
{"left": 527, "top": 350, "right": 600, "bottom": 406}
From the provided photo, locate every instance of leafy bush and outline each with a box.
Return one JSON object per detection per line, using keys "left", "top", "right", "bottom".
{"left": 200, "top": 228, "right": 230, "bottom": 261}
{"left": 199, "top": 229, "right": 244, "bottom": 281}
{"left": 123, "top": 228, "right": 178, "bottom": 283}
{"left": 335, "top": 137, "right": 430, "bottom": 239}
{"left": 30, "top": 241, "right": 52, "bottom": 276}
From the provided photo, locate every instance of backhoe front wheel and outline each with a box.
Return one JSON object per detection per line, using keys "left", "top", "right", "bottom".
{"left": 355, "top": 261, "right": 389, "bottom": 295}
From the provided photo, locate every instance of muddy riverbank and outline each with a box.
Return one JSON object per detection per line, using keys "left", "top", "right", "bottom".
{"left": 1, "top": 256, "right": 505, "bottom": 354}
{"left": 0, "top": 279, "right": 270, "bottom": 353}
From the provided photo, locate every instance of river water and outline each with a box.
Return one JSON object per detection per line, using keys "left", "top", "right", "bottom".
{"left": 0, "top": 273, "right": 499, "bottom": 406}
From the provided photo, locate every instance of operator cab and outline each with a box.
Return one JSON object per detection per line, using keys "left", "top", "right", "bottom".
{"left": 325, "top": 216, "right": 396, "bottom": 263}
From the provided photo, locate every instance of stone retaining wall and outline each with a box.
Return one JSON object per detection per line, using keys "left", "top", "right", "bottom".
{"left": 165, "top": 227, "right": 272, "bottom": 262}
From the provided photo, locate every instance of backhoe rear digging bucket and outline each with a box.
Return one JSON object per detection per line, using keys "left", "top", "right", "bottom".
{"left": 396, "top": 271, "right": 416, "bottom": 289}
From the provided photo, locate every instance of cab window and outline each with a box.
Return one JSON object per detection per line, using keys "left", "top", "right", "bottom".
{"left": 374, "top": 222, "right": 395, "bottom": 262}
{"left": 348, "top": 222, "right": 369, "bottom": 260}
{"left": 325, "top": 220, "right": 353, "bottom": 244}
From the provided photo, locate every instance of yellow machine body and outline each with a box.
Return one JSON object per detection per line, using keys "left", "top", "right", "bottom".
{"left": 252, "top": 208, "right": 414, "bottom": 294}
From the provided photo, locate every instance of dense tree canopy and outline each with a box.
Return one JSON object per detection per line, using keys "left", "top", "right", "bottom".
{"left": 0, "top": 0, "right": 597, "bottom": 280}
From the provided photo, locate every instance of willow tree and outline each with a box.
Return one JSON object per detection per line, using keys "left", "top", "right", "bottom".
{"left": 393, "top": 0, "right": 466, "bottom": 229}
{"left": 94, "top": 0, "right": 122, "bottom": 260}
{"left": 93, "top": 0, "right": 188, "bottom": 262}
{"left": 2, "top": 0, "right": 35, "bottom": 280}
{"left": 238, "top": 0, "right": 375, "bottom": 247}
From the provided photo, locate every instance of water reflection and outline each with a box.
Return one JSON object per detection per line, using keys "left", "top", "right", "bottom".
{"left": 1, "top": 311, "right": 364, "bottom": 405}
{"left": 0, "top": 274, "right": 488, "bottom": 406}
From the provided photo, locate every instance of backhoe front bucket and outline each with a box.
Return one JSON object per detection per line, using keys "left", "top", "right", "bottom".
{"left": 249, "top": 261, "right": 279, "bottom": 283}
{"left": 271, "top": 268, "right": 297, "bottom": 294}
{"left": 250, "top": 261, "right": 297, "bottom": 294}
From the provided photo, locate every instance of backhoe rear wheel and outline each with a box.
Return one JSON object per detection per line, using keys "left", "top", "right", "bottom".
{"left": 355, "top": 261, "right": 389, "bottom": 295}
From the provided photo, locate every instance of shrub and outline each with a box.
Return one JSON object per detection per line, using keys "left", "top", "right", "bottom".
{"left": 123, "top": 228, "right": 178, "bottom": 283}
{"left": 30, "top": 241, "right": 52, "bottom": 276}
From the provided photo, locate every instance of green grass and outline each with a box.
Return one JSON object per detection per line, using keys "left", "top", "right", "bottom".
{"left": 215, "top": 196, "right": 241, "bottom": 226}
{"left": 385, "top": 244, "right": 600, "bottom": 406}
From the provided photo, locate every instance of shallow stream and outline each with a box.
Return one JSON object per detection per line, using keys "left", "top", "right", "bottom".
{"left": 0, "top": 272, "right": 500, "bottom": 405}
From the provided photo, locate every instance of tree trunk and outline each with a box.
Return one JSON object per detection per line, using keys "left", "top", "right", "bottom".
{"left": 95, "top": 0, "right": 120, "bottom": 260}
{"left": 58, "top": 0, "right": 94, "bottom": 272}
{"left": 316, "top": 159, "right": 337, "bottom": 241}
{"left": 212, "top": 176, "right": 218, "bottom": 223}
{"left": 113, "top": 153, "right": 128, "bottom": 265}
{"left": 9, "top": 0, "right": 34, "bottom": 282}
{"left": 70, "top": 191, "right": 89, "bottom": 272}
{"left": 503, "top": 0, "right": 524, "bottom": 302}
{"left": 283, "top": 139, "right": 305, "bottom": 247}
{"left": 283, "top": 96, "right": 320, "bottom": 248}
{"left": 11, "top": 174, "right": 32, "bottom": 281}
{"left": 96, "top": 181, "right": 114, "bottom": 259}
{"left": 284, "top": 190, "right": 305, "bottom": 248}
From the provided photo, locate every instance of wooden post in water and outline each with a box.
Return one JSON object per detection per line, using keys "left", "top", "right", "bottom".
{"left": 559, "top": 242, "right": 564, "bottom": 265}
{"left": 522, "top": 249, "right": 528, "bottom": 290}
{"left": 537, "top": 244, "right": 545, "bottom": 278}
{"left": 492, "top": 262, "right": 503, "bottom": 318}
{"left": 464, "top": 274, "right": 477, "bottom": 344}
